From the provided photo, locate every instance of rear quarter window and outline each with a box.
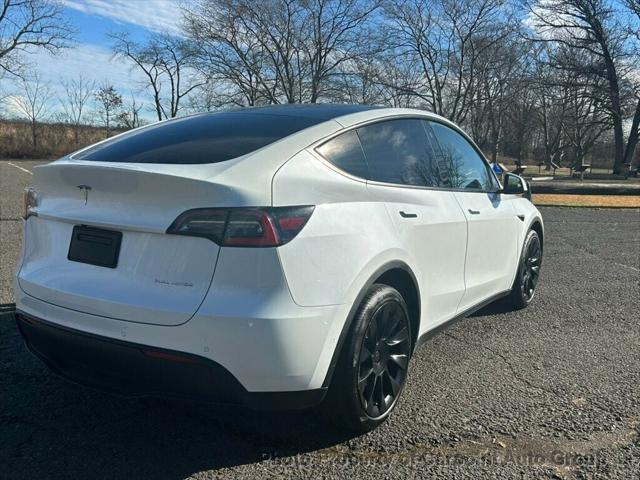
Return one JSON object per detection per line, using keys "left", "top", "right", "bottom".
{"left": 315, "top": 130, "right": 370, "bottom": 179}
{"left": 74, "top": 113, "right": 321, "bottom": 164}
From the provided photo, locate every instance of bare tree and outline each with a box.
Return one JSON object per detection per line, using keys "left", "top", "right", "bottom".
{"left": 622, "top": 0, "right": 640, "bottom": 40}
{"left": 528, "top": 47, "right": 570, "bottom": 169}
{"left": 184, "top": 0, "right": 379, "bottom": 105}
{"left": 325, "top": 39, "right": 422, "bottom": 107}
{"left": 184, "top": 0, "right": 278, "bottom": 106}
{"left": 502, "top": 85, "right": 539, "bottom": 164}
{"left": 11, "top": 73, "right": 52, "bottom": 150}
{"left": 304, "top": 0, "right": 382, "bottom": 102}
{"left": 367, "top": 56, "right": 426, "bottom": 107}
{"left": 0, "top": 0, "right": 73, "bottom": 78}
{"left": 326, "top": 55, "right": 393, "bottom": 105}
{"left": 467, "top": 33, "right": 533, "bottom": 163}
{"left": 186, "top": 80, "right": 237, "bottom": 111}
{"left": 0, "top": 0, "right": 634, "bottom": 169}
{"left": 621, "top": 0, "right": 640, "bottom": 166}
{"left": 556, "top": 50, "right": 612, "bottom": 167}
{"left": 526, "top": 0, "right": 639, "bottom": 173}
{"left": 111, "top": 32, "right": 206, "bottom": 120}
{"left": 95, "top": 84, "right": 122, "bottom": 136}
{"left": 60, "top": 76, "right": 95, "bottom": 146}
{"left": 117, "top": 94, "right": 144, "bottom": 129}
{"left": 382, "top": 0, "right": 513, "bottom": 124}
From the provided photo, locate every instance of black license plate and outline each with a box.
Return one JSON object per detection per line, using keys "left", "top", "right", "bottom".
{"left": 68, "top": 226, "right": 122, "bottom": 268}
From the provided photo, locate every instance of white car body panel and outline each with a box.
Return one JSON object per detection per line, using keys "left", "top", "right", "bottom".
{"left": 453, "top": 191, "right": 519, "bottom": 311}
{"left": 15, "top": 106, "right": 543, "bottom": 397}
{"left": 365, "top": 183, "right": 467, "bottom": 330}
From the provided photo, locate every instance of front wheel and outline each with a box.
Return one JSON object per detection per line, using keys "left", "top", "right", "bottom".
{"left": 509, "top": 229, "right": 542, "bottom": 309}
{"left": 322, "top": 284, "right": 412, "bottom": 433}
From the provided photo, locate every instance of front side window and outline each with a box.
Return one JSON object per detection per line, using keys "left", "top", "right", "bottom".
{"left": 315, "top": 130, "right": 370, "bottom": 179}
{"left": 429, "top": 122, "right": 497, "bottom": 191}
{"left": 356, "top": 119, "right": 442, "bottom": 187}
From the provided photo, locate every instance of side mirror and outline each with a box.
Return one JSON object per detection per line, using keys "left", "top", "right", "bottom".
{"left": 502, "top": 173, "right": 531, "bottom": 200}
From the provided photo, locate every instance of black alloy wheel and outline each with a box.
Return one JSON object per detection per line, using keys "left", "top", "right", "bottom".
{"left": 322, "top": 284, "right": 413, "bottom": 433}
{"left": 521, "top": 234, "right": 542, "bottom": 302}
{"left": 510, "top": 229, "right": 542, "bottom": 308}
{"left": 357, "top": 300, "right": 411, "bottom": 418}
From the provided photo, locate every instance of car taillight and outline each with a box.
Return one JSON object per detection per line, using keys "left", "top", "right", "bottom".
{"left": 224, "top": 209, "right": 280, "bottom": 246}
{"left": 168, "top": 208, "right": 228, "bottom": 244}
{"left": 167, "top": 206, "right": 314, "bottom": 247}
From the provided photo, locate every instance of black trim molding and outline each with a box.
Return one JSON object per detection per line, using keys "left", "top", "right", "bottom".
{"left": 415, "top": 290, "right": 510, "bottom": 348}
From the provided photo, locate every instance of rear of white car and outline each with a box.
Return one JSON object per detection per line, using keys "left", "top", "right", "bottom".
{"left": 15, "top": 107, "right": 364, "bottom": 408}
{"left": 14, "top": 105, "right": 543, "bottom": 430}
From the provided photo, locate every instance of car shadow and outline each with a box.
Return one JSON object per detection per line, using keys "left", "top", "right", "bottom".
{"left": 0, "top": 315, "right": 357, "bottom": 479}
{"left": 469, "top": 296, "right": 515, "bottom": 317}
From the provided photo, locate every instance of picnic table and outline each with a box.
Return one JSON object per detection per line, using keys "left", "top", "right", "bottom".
{"left": 573, "top": 163, "right": 591, "bottom": 181}
{"left": 624, "top": 163, "right": 639, "bottom": 179}
{"left": 513, "top": 162, "right": 527, "bottom": 176}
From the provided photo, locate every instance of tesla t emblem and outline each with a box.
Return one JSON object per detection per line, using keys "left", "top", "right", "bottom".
{"left": 77, "top": 185, "right": 92, "bottom": 205}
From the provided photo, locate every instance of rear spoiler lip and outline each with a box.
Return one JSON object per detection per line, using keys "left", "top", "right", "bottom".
{"left": 31, "top": 212, "right": 166, "bottom": 234}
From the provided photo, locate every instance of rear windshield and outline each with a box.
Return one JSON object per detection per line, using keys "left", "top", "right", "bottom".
{"left": 74, "top": 113, "right": 322, "bottom": 164}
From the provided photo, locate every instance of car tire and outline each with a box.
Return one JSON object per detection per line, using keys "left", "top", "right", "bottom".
{"left": 509, "top": 229, "right": 542, "bottom": 309}
{"left": 321, "top": 283, "right": 413, "bottom": 433}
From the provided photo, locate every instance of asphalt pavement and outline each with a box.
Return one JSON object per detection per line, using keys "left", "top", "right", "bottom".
{"left": 1, "top": 159, "right": 639, "bottom": 479}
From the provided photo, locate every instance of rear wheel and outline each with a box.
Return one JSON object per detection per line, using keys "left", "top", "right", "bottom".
{"left": 509, "top": 229, "right": 542, "bottom": 309}
{"left": 323, "top": 284, "right": 412, "bottom": 433}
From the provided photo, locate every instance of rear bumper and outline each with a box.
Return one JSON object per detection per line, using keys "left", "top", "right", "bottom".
{"left": 16, "top": 228, "right": 351, "bottom": 393}
{"left": 16, "top": 312, "right": 326, "bottom": 410}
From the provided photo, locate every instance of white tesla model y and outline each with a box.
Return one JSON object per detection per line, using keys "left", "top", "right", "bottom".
{"left": 15, "top": 105, "right": 543, "bottom": 432}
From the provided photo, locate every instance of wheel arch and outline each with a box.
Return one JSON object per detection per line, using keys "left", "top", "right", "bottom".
{"left": 510, "top": 217, "right": 544, "bottom": 291}
{"left": 529, "top": 218, "right": 544, "bottom": 252}
{"left": 321, "top": 260, "right": 421, "bottom": 389}
{"left": 374, "top": 268, "right": 421, "bottom": 353}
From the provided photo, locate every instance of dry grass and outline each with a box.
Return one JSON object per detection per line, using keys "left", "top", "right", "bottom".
{"left": 533, "top": 194, "right": 640, "bottom": 208}
{"left": 0, "top": 120, "right": 122, "bottom": 159}
{"left": 528, "top": 167, "right": 615, "bottom": 177}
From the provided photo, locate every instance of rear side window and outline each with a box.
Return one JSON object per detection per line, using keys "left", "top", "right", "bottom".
{"left": 74, "top": 113, "right": 321, "bottom": 164}
{"left": 356, "top": 119, "right": 441, "bottom": 187}
{"left": 315, "top": 130, "right": 370, "bottom": 179}
{"left": 429, "top": 122, "right": 497, "bottom": 191}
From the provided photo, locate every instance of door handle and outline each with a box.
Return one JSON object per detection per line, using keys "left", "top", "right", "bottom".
{"left": 468, "top": 209, "right": 480, "bottom": 215}
{"left": 399, "top": 211, "right": 417, "bottom": 218}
